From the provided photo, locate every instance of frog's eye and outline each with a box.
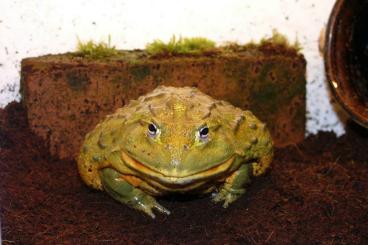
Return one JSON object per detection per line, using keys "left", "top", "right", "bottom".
{"left": 148, "top": 123, "right": 159, "bottom": 137}
{"left": 198, "top": 126, "right": 209, "bottom": 140}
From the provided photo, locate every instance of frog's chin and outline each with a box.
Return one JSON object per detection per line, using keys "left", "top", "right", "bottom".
{"left": 121, "top": 151, "right": 235, "bottom": 185}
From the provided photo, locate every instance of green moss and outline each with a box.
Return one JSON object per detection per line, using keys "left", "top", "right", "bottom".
{"left": 259, "top": 29, "right": 302, "bottom": 52}
{"left": 221, "top": 30, "right": 302, "bottom": 53}
{"left": 221, "top": 41, "right": 257, "bottom": 52}
{"left": 75, "top": 35, "right": 118, "bottom": 59}
{"left": 146, "top": 36, "right": 216, "bottom": 56}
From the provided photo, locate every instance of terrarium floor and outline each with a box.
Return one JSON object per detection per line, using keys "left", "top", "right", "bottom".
{"left": 1, "top": 102, "right": 367, "bottom": 244}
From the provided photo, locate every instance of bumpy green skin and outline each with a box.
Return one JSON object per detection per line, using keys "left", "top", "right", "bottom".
{"left": 78, "top": 86, "right": 273, "bottom": 218}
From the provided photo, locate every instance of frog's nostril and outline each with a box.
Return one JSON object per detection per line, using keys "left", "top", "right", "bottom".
{"left": 183, "top": 144, "right": 189, "bottom": 151}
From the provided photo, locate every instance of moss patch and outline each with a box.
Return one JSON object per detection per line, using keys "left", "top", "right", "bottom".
{"left": 260, "top": 29, "right": 301, "bottom": 52}
{"left": 75, "top": 36, "right": 118, "bottom": 59}
{"left": 64, "top": 31, "right": 301, "bottom": 61}
{"left": 222, "top": 30, "right": 302, "bottom": 55}
{"left": 146, "top": 36, "right": 216, "bottom": 56}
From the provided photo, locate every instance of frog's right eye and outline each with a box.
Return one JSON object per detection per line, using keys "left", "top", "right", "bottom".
{"left": 198, "top": 126, "right": 209, "bottom": 139}
{"left": 148, "top": 123, "right": 159, "bottom": 137}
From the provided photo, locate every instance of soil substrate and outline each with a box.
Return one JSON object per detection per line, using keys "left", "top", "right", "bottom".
{"left": 1, "top": 102, "right": 367, "bottom": 244}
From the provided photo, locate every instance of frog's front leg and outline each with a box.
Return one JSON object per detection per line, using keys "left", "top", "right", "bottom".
{"left": 212, "top": 163, "right": 251, "bottom": 208}
{"left": 99, "top": 168, "right": 170, "bottom": 218}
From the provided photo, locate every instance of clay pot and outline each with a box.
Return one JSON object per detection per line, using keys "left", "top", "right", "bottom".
{"left": 324, "top": 0, "right": 368, "bottom": 128}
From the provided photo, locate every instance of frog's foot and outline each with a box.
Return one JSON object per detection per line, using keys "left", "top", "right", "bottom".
{"left": 100, "top": 168, "right": 170, "bottom": 219}
{"left": 128, "top": 192, "right": 170, "bottom": 219}
{"left": 212, "top": 187, "right": 246, "bottom": 208}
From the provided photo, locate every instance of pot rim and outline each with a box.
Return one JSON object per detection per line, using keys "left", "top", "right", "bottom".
{"left": 324, "top": 0, "right": 368, "bottom": 128}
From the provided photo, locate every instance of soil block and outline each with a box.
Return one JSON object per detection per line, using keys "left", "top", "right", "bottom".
{"left": 1, "top": 102, "right": 368, "bottom": 244}
{"left": 20, "top": 46, "right": 306, "bottom": 160}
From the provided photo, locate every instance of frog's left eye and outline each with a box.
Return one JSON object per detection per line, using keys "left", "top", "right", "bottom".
{"left": 148, "top": 122, "right": 159, "bottom": 137}
{"left": 198, "top": 126, "right": 209, "bottom": 140}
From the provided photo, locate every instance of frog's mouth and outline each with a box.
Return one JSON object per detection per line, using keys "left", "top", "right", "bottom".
{"left": 121, "top": 151, "right": 235, "bottom": 186}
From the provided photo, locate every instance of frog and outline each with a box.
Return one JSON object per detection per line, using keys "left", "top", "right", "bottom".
{"left": 77, "top": 86, "right": 273, "bottom": 218}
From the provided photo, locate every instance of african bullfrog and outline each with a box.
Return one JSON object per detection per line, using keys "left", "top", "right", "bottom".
{"left": 77, "top": 86, "right": 273, "bottom": 218}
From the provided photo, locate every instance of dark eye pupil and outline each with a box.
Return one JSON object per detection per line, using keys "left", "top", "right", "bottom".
{"left": 148, "top": 123, "right": 157, "bottom": 133}
{"left": 200, "top": 127, "right": 209, "bottom": 136}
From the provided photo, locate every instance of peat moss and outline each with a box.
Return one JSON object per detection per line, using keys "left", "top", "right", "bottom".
{"left": 111, "top": 74, "right": 124, "bottom": 84}
{"left": 285, "top": 76, "right": 306, "bottom": 101}
{"left": 223, "top": 59, "right": 251, "bottom": 81}
{"left": 3, "top": 103, "right": 367, "bottom": 244}
{"left": 130, "top": 65, "right": 151, "bottom": 81}
{"left": 251, "top": 82, "right": 281, "bottom": 113}
{"left": 250, "top": 57, "right": 305, "bottom": 115}
{"left": 66, "top": 71, "right": 90, "bottom": 91}
{"left": 146, "top": 36, "right": 216, "bottom": 56}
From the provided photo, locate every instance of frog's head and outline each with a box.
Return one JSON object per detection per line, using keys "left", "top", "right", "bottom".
{"left": 120, "top": 87, "right": 240, "bottom": 185}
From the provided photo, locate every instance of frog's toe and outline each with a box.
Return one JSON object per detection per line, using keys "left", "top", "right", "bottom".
{"left": 137, "top": 202, "right": 157, "bottom": 219}
{"left": 134, "top": 195, "right": 170, "bottom": 219}
{"left": 212, "top": 187, "right": 246, "bottom": 208}
{"left": 211, "top": 191, "right": 225, "bottom": 204}
{"left": 222, "top": 193, "right": 238, "bottom": 208}
{"left": 152, "top": 202, "right": 171, "bottom": 215}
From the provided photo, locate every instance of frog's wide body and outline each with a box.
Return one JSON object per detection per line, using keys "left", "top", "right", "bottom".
{"left": 78, "top": 86, "right": 273, "bottom": 218}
